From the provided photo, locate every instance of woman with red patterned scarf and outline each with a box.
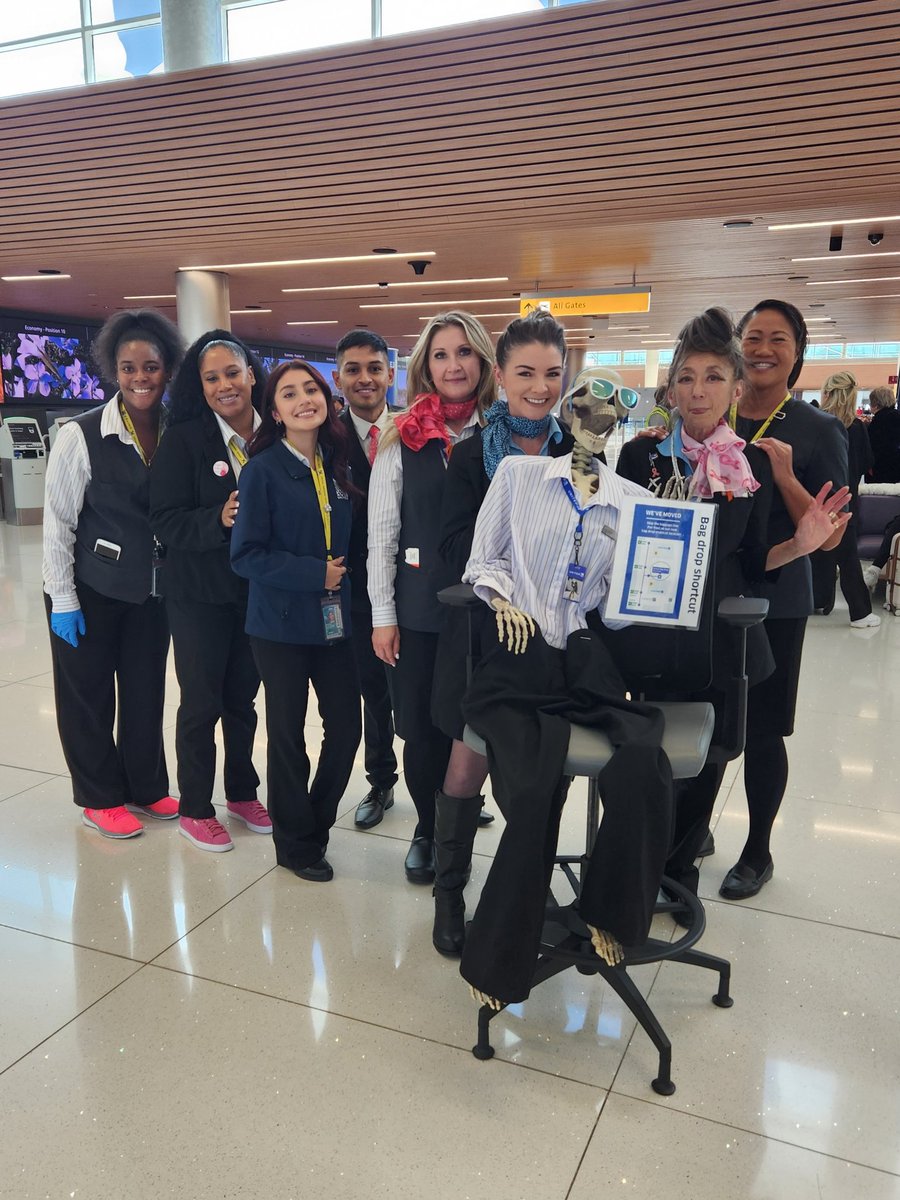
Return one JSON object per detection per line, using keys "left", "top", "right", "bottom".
{"left": 367, "top": 311, "right": 497, "bottom": 884}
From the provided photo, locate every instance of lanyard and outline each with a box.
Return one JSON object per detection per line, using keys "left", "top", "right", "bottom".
{"left": 228, "top": 434, "right": 249, "bottom": 470}
{"left": 310, "top": 447, "right": 333, "bottom": 557}
{"left": 560, "top": 478, "right": 591, "bottom": 565}
{"left": 729, "top": 394, "right": 789, "bottom": 442}
{"left": 119, "top": 401, "right": 159, "bottom": 466}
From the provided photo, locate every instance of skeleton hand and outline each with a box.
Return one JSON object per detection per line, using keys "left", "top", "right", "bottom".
{"left": 587, "top": 924, "right": 624, "bottom": 966}
{"left": 470, "top": 985, "right": 503, "bottom": 1011}
{"left": 490, "top": 598, "right": 535, "bottom": 654}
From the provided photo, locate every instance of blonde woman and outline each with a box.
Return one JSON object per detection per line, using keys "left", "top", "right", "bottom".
{"left": 812, "top": 371, "right": 879, "bottom": 627}
{"left": 367, "top": 311, "right": 497, "bottom": 883}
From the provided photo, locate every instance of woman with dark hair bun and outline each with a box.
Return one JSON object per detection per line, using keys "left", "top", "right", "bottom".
{"left": 150, "top": 330, "right": 272, "bottom": 853}
{"left": 230, "top": 360, "right": 361, "bottom": 882}
{"left": 42, "top": 307, "right": 185, "bottom": 838}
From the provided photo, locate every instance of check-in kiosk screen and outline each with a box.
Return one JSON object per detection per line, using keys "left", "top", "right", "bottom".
{"left": 0, "top": 317, "right": 106, "bottom": 404}
{"left": 8, "top": 422, "right": 42, "bottom": 444}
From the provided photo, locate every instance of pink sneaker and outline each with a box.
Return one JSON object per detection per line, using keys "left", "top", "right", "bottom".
{"left": 226, "top": 799, "right": 272, "bottom": 833}
{"left": 179, "top": 816, "right": 233, "bottom": 853}
{"left": 126, "top": 796, "right": 180, "bottom": 820}
{"left": 83, "top": 806, "right": 143, "bottom": 839}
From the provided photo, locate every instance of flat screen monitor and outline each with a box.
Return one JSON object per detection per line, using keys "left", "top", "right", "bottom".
{"left": 0, "top": 317, "right": 106, "bottom": 405}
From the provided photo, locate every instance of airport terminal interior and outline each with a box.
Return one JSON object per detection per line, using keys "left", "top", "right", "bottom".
{"left": 1, "top": 1, "right": 900, "bottom": 1197}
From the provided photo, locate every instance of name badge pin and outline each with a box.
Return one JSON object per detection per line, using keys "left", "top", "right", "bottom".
{"left": 213, "top": 460, "right": 229, "bottom": 477}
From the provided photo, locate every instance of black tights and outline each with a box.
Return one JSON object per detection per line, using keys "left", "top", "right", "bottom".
{"left": 740, "top": 732, "right": 789, "bottom": 871}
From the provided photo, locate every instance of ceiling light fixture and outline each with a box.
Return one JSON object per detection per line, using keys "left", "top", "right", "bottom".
{"left": 283, "top": 276, "right": 507, "bottom": 294}
{"left": 286, "top": 320, "right": 339, "bottom": 326}
{"left": 808, "top": 276, "right": 900, "bottom": 286}
{"left": 181, "top": 252, "right": 437, "bottom": 271}
{"left": 230, "top": 308, "right": 272, "bottom": 314}
{"left": 805, "top": 317, "right": 835, "bottom": 323}
{"left": 123, "top": 293, "right": 177, "bottom": 300}
{"left": 2, "top": 273, "right": 71, "bottom": 281}
{"left": 792, "top": 252, "right": 900, "bottom": 263}
{"left": 418, "top": 311, "right": 518, "bottom": 321}
{"left": 835, "top": 293, "right": 900, "bottom": 301}
{"left": 770, "top": 216, "right": 900, "bottom": 231}
{"left": 361, "top": 297, "right": 516, "bottom": 310}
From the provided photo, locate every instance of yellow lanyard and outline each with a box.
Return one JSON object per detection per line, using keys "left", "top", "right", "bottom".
{"left": 310, "top": 447, "right": 332, "bottom": 557}
{"left": 228, "top": 435, "right": 249, "bottom": 471}
{"left": 119, "top": 401, "right": 160, "bottom": 466}
{"left": 729, "top": 394, "right": 789, "bottom": 443}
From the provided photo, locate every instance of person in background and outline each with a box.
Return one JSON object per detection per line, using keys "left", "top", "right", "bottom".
{"left": 150, "top": 331, "right": 272, "bottom": 853}
{"left": 332, "top": 330, "right": 399, "bottom": 831}
{"left": 368, "top": 311, "right": 497, "bottom": 884}
{"left": 811, "top": 371, "right": 880, "bottom": 628}
{"left": 430, "top": 310, "right": 572, "bottom": 956}
{"left": 645, "top": 377, "right": 673, "bottom": 431}
{"left": 42, "top": 309, "right": 185, "bottom": 838}
{"left": 231, "top": 361, "right": 361, "bottom": 882}
{"left": 866, "top": 385, "right": 900, "bottom": 483}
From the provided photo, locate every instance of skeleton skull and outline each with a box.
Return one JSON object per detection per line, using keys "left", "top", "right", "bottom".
{"left": 558, "top": 367, "right": 640, "bottom": 455}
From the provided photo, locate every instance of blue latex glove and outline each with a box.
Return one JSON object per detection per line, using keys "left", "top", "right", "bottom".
{"left": 50, "top": 609, "right": 86, "bottom": 647}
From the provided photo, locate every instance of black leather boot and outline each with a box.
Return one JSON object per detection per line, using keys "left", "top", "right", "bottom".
{"left": 432, "top": 791, "right": 484, "bottom": 957}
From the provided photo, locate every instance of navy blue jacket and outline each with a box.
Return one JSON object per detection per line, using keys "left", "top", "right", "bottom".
{"left": 230, "top": 439, "right": 353, "bottom": 645}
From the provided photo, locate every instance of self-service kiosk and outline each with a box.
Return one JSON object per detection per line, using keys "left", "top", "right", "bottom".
{"left": 0, "top": 415, "right": 46, "bottom": 525}
{"left": 48, "top": 415, "right": 76, "bottom": 451}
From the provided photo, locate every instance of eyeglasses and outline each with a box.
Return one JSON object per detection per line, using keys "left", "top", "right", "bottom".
{"left": 586, "top": 377, "right": 641, "bottom": 409}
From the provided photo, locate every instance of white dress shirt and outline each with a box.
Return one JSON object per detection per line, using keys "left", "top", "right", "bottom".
{"left": 42, "top": 394, "right": 145, "bottom": 613}
{"left": 367, "top": 414, "right": 479, "bottom": 627}
{"left": 463, "top": 453, "right": 653, "bottom": 650}
{"left": 212, "top": 408, "right": 260, "bottom": 479}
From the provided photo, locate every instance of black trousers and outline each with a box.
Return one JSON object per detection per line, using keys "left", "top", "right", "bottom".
{"left": 46, "top": 582, "right": 169, "bottom": 810}
{"left": 811, "top": 523, "right": 871, "bottom": 621}
{"left": 167, "top": 597, "right": 260, "bottom": 819}
{"left": 350, "top": 607, "right": 398, "bottom": 790}
{"left": 460, "top": 629, "right": 674, "bottom": 1004}
{"left": 251, "top": 636, "right": 361, "bottom": 870}
{"left": 386, "top": 627, "right": 451, "bottom": 838}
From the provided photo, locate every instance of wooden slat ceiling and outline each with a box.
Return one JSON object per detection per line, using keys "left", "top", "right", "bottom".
{"left": 1, "top": 0, "right": 899, "bottom": 352}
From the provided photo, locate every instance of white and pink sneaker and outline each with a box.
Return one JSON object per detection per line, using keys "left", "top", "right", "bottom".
{"left": 226, "top": 799, "right": 272, "bottom": 833}
{"left": 179, "top": 816, "right": 234, "bottom": 852}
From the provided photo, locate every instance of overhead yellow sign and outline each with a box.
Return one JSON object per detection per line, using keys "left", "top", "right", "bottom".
{"left": 519, "top": 288, "right": 652, "bottom": 318}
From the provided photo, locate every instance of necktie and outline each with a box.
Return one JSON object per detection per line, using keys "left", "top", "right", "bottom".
{"left": 368, "top": 424, "right": 379, "bottom": 466}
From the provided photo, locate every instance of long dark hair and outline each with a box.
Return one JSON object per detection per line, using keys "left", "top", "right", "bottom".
{"left": 249, "top": 360, "right": 358, "bottom": 500}
{"left": 737, "top": 299, "right": 809, "bottom": 388}
{"left": 167, "top": 330, "right": 267, "bottom": 425}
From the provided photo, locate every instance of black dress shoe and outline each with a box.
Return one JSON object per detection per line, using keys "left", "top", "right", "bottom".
{"left": 355, "top": 785, "right": 394, "bottom": 830}
{"left": 294, "top": 857, "right": 334, "bottom": 883}
{"left": 719, "top": 858, "right": 773, "bottom": 900}
{"left": 697, "top": 830, "right": 715, "bottom": 858}
{"left": 404, "top": 836, "right": 435, "bottom": 884}
{"left": 477, "top": 809, "right": 495, "bottom": 827}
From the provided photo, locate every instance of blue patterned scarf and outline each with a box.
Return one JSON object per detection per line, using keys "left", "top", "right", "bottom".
{"left": 482, "top": 398, "right": 552, "bottom": 479}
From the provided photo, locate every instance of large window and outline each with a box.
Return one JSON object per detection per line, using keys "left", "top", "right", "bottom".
{"left": 381, "top": 0, "right": 547, "bottom": 39}
{"left": 225, "top": 0, "right": 372, "bottom": 60}
{"left": 0, "top": 1, "right": 162, "bottom": 98}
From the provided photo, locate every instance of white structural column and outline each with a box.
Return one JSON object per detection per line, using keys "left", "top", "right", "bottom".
{"left": 160, "top": 0, "right": 223, "bottom": 71}
{"left": 176, "top": 270, "right": 231, "bottom": 344}
{"left": 643, "top": 349, "right": 662, "bottom": 388}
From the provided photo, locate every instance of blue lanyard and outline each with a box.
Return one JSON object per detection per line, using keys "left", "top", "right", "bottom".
{"left": 560, "top": 478, "right": 591, "bottom": 565}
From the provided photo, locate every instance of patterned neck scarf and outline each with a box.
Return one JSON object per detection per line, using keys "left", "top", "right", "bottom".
{"left": 481, "top": 398, "right": 552, "bottom": 479}
{"left": 394, "top": 393, "right": 478, "bottom": 453}
{"left": 680, "top": 419, "right": 760, "bottom": 499}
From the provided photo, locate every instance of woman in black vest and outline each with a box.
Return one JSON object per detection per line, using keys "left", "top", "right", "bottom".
{"left": 42, "top": 309, "right": 185, "bottom": 839}
{"left": 150, "top": 331, "right": 272, "bottom": 854}
{"left": 367, "top": 311, "right": 497, "bottom": 883}
{"left": 430, "top": 311, "right": 574, "bottom": 955}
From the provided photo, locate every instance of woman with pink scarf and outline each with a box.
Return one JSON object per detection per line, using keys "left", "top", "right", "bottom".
{"left": 616, "top": 308, "right": 848, "bottom": 901}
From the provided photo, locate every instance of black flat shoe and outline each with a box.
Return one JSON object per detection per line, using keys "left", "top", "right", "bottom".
{"left": 294, "top": 857, "right": 334, "bottom": 883}
{"left": 697, "top": 830, "right": 715, "bottom": 858}
{"left": 719, "top": 858, "right": 773, "bottom": 900}
{"left": 477, "top": 809, "right": 495, "bottom": 827}
{"left": 355, "top": 785, "right": 395, "bottom": 830}
{"left": 404, "top": 836, "right": 435, "bottom": 884}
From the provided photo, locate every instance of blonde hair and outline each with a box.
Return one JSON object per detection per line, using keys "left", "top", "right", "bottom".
{"left": 821, "top": 370, "right": 858, "bottom": 428}
{"left": 380, "top": 310, "right": 497, "bottom": 452}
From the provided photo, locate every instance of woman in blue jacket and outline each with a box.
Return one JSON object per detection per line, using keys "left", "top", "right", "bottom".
{"left": 231, "top": 361, "right": 361, "bottom": 882}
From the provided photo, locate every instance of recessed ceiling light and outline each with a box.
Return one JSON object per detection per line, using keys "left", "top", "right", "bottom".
{"left": 360, "top": 297, "right": 516, "bottom": 310}
{"left": 2, "top": 273, "right": 71, "bottom": 281}
{"left": 229, "top": 308, "right": 272, "bottom": 314}
{"left": 834, "top": 293, "right": 900, "bottom": 301}
{"left": 805, "top": 317, "right": 834, "bottom": 322}
{"left": 283, "top": 276, "right": 507, "bottom": 294}
{"left": 286, "top": 320, "right": 339, "bottom": 326}
{"left": 792, "top": 251, "right": 900, "bottom": 262}
{"left": 808, "top": 276, "right": 900, "bottom": 286}
{"left": 123, "top": 293, "right": 177, "bottom": 300}
{"left": 180, "top": 252, "right": 436, "bottom": 270}
{"left": 608, "top": 325, "right": 649, "bottom": 331}
{"left": 770, "top": 216, "right": 900, "bottom": 231}
{"left": 418, "top": 311, "right": 518, "bottom": 320}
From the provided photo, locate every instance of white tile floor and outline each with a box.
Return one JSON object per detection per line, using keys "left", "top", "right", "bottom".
{"left": 1, "top": 519, "right": 899, "bottom": 1199}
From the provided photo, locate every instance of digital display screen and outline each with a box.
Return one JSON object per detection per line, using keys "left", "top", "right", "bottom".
{"left": 0, "top": 317, "right": 106, "bottom": 405}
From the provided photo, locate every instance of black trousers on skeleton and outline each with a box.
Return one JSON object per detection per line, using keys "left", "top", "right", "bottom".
{"left": 459, "top": 628, "right": 674, "bottom": 1004}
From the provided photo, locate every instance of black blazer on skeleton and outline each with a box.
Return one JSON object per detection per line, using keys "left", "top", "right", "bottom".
{"left": 149, "top": 410, "right": 248, "bottom": 606}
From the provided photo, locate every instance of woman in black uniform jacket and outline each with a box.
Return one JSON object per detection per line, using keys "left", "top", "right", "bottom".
{"left": 150, "top": 331, "right": 272, "bottom": 853}
{"left": 430, "top": 312, "right": 574, "bottom": 955}
{"left": 617, "top": 308, "right": 848, "bottom": 899}
{"left": 810, "top": 370, "right": 879, "bottom": 627}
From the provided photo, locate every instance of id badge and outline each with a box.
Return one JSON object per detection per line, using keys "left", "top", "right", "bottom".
{"left": 321, "top": 595, "right": 344, "bottom": 641}
{"left": 151, "top": 555, "right": 163, "bottom": 598}
{"left": 563, "top": 562, "right": 586, "bottom": 603}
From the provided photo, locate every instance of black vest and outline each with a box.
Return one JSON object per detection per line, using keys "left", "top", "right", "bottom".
{"left": 396, "top": 439, "right": 453, "bottom": 634}
{"left": 73, "top": 405, "right": 155, "bottom": 604}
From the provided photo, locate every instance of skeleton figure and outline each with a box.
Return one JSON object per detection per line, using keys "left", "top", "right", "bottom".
{"left": 476, "top": 367, "right": 641, "bottom": 996}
